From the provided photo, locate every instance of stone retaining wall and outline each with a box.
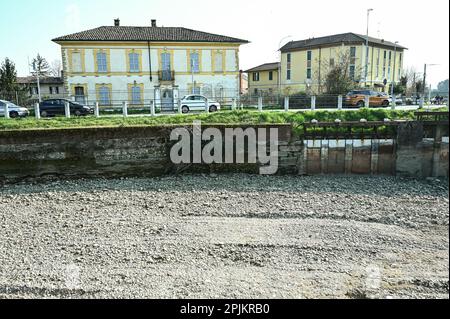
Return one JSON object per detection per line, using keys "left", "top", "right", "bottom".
{"left": 0, "top": 123, "right": 448, "bottom": 182}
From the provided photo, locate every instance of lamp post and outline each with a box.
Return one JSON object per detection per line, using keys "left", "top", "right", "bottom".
{"left": 365, "top": 8, "right": 374, "bottom": 87}
{"left": 390, "top": 41, "right": 399, "bottom": 107}
{"left": 278, "top": 35, "right": 292, "bottom": 95}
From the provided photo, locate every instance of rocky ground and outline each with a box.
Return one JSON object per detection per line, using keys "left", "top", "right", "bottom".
{"left": 0, "top": 174, "right": 448, "bottom": 299}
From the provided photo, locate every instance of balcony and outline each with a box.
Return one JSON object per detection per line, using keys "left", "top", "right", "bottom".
{"left": 158, "top": 70, "right": 175, "bottom": 83}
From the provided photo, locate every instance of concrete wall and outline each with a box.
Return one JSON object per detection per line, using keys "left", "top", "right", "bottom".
{"left": 0, "top": 123, "right": 447, "bottom": 182}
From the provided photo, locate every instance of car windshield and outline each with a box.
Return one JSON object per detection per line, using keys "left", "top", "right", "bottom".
{"left": 7, "top": 102, "right": 18, "bottom": 108}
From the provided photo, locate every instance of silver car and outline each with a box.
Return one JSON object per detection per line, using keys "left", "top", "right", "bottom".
{"left": 0, "top": 100, "right": 30, "bottom": 118}
{"left": 180, "top": 95, "right": 221, "bottom": 114}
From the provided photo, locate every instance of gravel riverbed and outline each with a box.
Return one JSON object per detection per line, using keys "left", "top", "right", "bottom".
{"left": 0, "top": 174, "right": 448, "bottom": 299}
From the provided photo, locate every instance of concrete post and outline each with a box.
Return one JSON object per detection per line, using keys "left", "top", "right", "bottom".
{"left": 94, "top": 102, "right": 100, "bottom": 118}
{"left": 311, "top": 95, "right": 316, "bottom": 111}
{"left": 122, "top": 101, "right": 128, "bottom": 117}
{"left": 232, "top": 98, "right": 237, "bottom": 111}
{"left": 419, "top": 96, "right": 424, "bottom": 109}
{"left": 364, "top": 95, "right": 370, "bottom": 108}
{"left": 150, "top": 100, "right": 156, "bottom": 117}
{"left": 4, "top": 103, "right": 9, "bottom": 119}
{"left": 35, "top": 103, "right": 40, "bottom": 119}
{"left": 178, "top": 99, "right": 182, "bottom": 114}
{"left": 64, "top": 101, "right": 71, "bottom": 118}
{"left": 391, "top": 96, "right": 396, "bottom": 110}
{"left": 338, "top": 95, "right": 343, "bottom": 110}
{"left": 284, "top": 96, "right": 289, "bottom": 112}
{"left": 258, "top": 96, "right": 263, "bottom": 112}
{"left": 205, "top": 98, "right": 209, "bottom": 113}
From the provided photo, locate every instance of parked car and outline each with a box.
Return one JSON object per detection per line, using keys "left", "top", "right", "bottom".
{"left": 345, "top": 90, "right": 390, "bottom": 107}
{"left": 388, "top": 95, "right": 404, "bottom": 106}
{"left": 39, "top": 99, "right": 93, "bottom": 117}
{"left": 180, "top": 95, "right": 221, "bottom": 113}
{"left": 0, "top": 100, "right": 30, "bottom": 118}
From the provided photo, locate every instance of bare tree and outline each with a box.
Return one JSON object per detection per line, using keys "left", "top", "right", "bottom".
{"left": 50, "top": 60, "right": 62, "bottom": 77}
{"left": 31, "top": 54, "right": 50, "bottom": 77}
{"left": 315, "top": 52, "right": 362, "bottom": 95}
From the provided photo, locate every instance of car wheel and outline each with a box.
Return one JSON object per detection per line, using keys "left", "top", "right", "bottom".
{"left": 74, "top": 110, "right": 82, "bottom": 116}
{"left": 356, "top": 101, "right": 365, "bottom": 108}
{"left": 182, "top": 106, "right": 189, "bottom": 114}
{"left": 209, "top": 105, "right": 218, "bottom": 112}
{"left": 9, "top": 111, "right": 19, "bottom": 119}
{"left": 40, "top": 110, "right": 48, "bottom": 118}
{"left": 382, "top": 100, "right": 390, "bottom": 107}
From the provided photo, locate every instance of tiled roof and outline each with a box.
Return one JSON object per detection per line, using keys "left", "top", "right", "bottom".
{"left": 245, "top": 62, "right": 280, "bottom": 72}
{"left": 280, "top": 32, "right": 407, "bottom": 52}
{"left": 53, "top": 26, "right": 249, "bottom": 43}
{"left": 16, "top": 76, "right": 63, "bottom": 85}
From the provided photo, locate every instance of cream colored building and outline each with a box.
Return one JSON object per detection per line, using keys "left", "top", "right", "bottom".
{"left": 279, "top": 32, "right": 406, "bottom": 94}
{"left": 53, "top": 19, "right": 248, "bottom": 109}
{"left": 245, "top": 62, "right": 280, "bottom": 95}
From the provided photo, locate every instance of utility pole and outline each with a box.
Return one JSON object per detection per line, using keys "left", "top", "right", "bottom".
{"left": 365, "top": 8, "right": 374, "bottom": 87}
{"left": 32, "top": 57, "right": 42, "bottom": 103}
{"left": 422, "top": 63, "right": 427, "bottom": 100}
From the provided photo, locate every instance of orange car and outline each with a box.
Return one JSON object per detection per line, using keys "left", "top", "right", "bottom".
{"left": 345, "top": 90, "right": 390, "bottom": 107}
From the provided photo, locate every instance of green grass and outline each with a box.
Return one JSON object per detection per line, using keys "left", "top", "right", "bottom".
{"left": 0, "top": 107, "right": 447, "bottom": 132}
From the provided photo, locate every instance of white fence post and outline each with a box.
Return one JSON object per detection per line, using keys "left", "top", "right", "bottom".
{"left": 284, "top": 96, "right": 289, "bottom": 112}
{"left": 35, "top": 103, "right": 40, "bottom": 119}
{"left": 178, "top": 99, "right": 182, "bottom": 114}
{"left": 4, "top": 103, "right": 9, "bottom": 119}
{"left": 311, "top": 95, "right": 316, "bottom": 111}
{"left": 122, "top": 101, "right": 128, "bottom": 117}
{"left": 64, "top": 101, "right": 71, "bottom": 118}
{"left": 258, "top": 96, "right": 263, "bottom": 112}
{"left": 364, "top": 95, "right": 370, "bottom": 108}
{"left": 150, "top": 100, "right": 156, "bottom": 117}
{"left": 94, "top": 102, "right": 100, "bottom": 118}
{"left": 391, "top": 96, "right": 396, "bottom": 110}
{"left": 232, "top": 98, "right": 237, "bottom": 111}
{"left": 205, "top": 98, "right": 209, "bottom": 113}
{"left": 419, "top": 96, "right": 424, "bottom": 109}
{"left": 338, "top": 95, "right": 343, "bottom": 110}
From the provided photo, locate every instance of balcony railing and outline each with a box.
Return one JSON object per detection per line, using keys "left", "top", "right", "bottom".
{"left": 158, "top": 70, "right": 175, "bottom": 82}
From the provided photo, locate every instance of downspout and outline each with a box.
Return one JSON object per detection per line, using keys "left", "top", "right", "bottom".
{"left": 318, "top": 47, "right": 322, "bottom": 94}
{"left": 147, "top": 41, "right": 153, "bottom": 82}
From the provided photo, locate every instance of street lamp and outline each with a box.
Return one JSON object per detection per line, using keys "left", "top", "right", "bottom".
{"left": 278, "top": 35, "right": 292, "bottom": 95}
{"left": 390, "top": 41, "right": 399, "bottom": 108}
{"left": 365, "top": 8, "right": 374, "bottom": 87}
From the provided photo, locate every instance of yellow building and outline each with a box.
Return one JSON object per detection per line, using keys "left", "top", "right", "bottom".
{"left": 52, "top": 19, "right": 248, "bottom": 108}
{"left": 279, "top": 32, "right": 406, "bottom": 94}
{"left": 245, "top": 62, "right": 280, "bottom": 95}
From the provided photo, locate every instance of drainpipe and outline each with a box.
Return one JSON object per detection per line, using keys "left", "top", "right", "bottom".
{"left": 147, "top": 41, "right": 153, "bottom": 82}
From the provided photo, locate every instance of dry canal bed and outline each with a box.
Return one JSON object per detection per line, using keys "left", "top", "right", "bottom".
{"left": 0, "top": 174, "right": 448, "bottom": 299}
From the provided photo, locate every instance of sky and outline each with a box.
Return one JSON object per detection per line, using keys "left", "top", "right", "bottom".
{"left": 0, "top": 0, "right": 448, "bottom": 88}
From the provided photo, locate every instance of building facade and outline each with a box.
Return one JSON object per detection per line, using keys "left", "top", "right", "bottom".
{"left": 53, "top": 19, "right": 248, "bottom": 109}
{"left": 279, "top": 33, "right": 406, "bottom": 94}
{"left": 245, "top": 62, "right": 280, "bottom": 95}
{"left": 16, "top": 76, "right": 66, "bottom": 102}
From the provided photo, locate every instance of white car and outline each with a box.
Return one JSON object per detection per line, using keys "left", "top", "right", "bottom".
{"left": 0, "top": 100, "right": 30, "bottom": 118}
{"left": 180, "top": 95, "right": 221, "bottom": 114}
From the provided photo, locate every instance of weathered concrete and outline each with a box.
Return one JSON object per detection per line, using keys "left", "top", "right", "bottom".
{"left": 0, "top": 122, "right": 448, "bottom": 182}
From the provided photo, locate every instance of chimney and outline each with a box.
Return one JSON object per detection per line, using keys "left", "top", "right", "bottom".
{"left": 114, "top": 18, "right": 120, "bottom": 26}
{"left": 151, "top": 19, "right": 157, "bottom": 27}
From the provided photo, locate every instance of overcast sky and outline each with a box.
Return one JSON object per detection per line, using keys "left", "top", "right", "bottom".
{"left": 1, "top": 0, "right": 448, "bottom": 88}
